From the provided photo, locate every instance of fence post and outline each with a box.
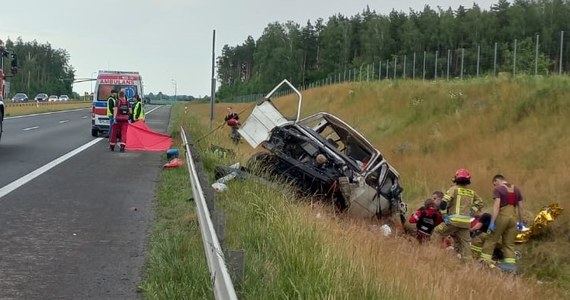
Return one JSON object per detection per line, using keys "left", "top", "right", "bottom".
{"left": 379, "top": 61, "right": 382, "bottom": 80}
{"left": 434, "top": 50, "right": 438, "bottom": 80}
{"left": 493, "top": 42, "right": 497, "bottom": 76}
{"left": 558, "top": 31, "right": 564, "bottom": 75}
{"left": 476, "top": 45, "right": 480, "bottom": 78}
{"left": 422, "top": 51, "right": 426, "bottom": 80}
{"left": 403, "top": 55, "right": 407, "bottom": 79}
{"left": 367, "top": 64, "right": 370, "bottom": 82}
{"left": 461, "top": 48, "right": 465, "bottom": 80}
{"left": 386, "top": 59, "right": 389, "bottom": 79}
{"left": 413, "top": 52, "right": 416, "bottom": 80}
{"left": 535, "top": 34, "right": 539, "bottom": 75}
{"left": 446, "top": 49, "right": 451, "bottom": 80}
{"left": 513, "top": 39, "right": 517, "bottom": 77}
{"left": 393, "top": 56, "right": 397, "bottom": 80}
{"left": 371, "top": 63, "right": 375, "bottom": 80}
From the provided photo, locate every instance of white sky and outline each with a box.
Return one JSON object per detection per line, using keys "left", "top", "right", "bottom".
{"left": 1, "top": 0, "right": 496, "bottom": 97}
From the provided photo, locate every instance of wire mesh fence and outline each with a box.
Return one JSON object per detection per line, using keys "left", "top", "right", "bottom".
{"left": 229, "top": 32, "right": 569, "bottom": 102}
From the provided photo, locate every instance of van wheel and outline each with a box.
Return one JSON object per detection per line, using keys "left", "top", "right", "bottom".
{"left": 91, "top": 128, "right": 98, "bottom": 137}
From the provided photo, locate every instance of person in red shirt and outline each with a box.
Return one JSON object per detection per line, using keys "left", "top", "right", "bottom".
{"left": 408, "top": 198, "right": 443, "bottom": 243}
{"left": 109, "top": 90, "right": 131, "bottom": 152}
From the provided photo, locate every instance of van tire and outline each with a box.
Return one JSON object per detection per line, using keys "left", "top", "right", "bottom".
{"left": 91, "top": 128, "right": 98, "bottom": 137}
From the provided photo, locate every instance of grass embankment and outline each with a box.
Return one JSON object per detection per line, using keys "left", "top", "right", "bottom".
{"left": 4, "top": 101, "right": 91, "bottom": 116}
{"left": 143, "top": 77, "right": 569, "bottom": 299}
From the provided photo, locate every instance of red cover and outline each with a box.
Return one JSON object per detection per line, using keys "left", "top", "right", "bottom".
{"left": 125, "top": 121, "right": 173, "bottom": 151}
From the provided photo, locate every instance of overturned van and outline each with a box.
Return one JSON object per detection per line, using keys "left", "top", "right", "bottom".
{"left": 238, "top": 80, "right": 406, "bottom": 219}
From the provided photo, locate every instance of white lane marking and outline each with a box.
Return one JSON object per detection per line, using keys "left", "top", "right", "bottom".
{"left": 5, "top": 108, "right": 90, "bottom": 119}
{"left": 146, "top": 106, "right": 161, "bottom": 114}
{"left": 59, "top": 120, "right": 69, "bottom": 124}
{"left": 81, "top": 116, "right": 88, "bottom": 119}
{"left": 0, "top": 138, "right": 104, "bottom": 199}
{"left": 23, "top": 126, "right": 40, "bottom": 131}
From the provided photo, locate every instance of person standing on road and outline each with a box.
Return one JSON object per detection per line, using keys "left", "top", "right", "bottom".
{"left": 433, "top": 169, "right": 484, "bottom": 262}
{"left": 106, "top": 89, "right": 118, "bottom": 137}
{"left": 131, "top": 95, "right": 145, "bottom": 122}
{"left": 480, "top": 174, "right": 524, "bottom": 271}
{"left": 109, "top": 91, "right": 131, "bottom": 152}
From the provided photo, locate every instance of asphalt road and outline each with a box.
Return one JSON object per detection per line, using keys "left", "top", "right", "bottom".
{"left": 0, "top": 105, "right": 171, "bottom": 299}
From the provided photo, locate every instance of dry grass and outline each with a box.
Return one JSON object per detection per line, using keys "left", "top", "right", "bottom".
{"left": 186, "top": 76, "right": 570, "bottom": 297}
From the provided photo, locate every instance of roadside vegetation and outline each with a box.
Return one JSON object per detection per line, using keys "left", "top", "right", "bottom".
{"left": 143, "top": 76, "right": 569, "bottom": 299}
{"left": 3, "top": 101, "right": 91, "bottom": 117}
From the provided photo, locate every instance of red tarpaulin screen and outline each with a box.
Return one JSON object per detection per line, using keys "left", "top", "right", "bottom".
{"left": 125, "top": 121, "right": 173, "bottom": 151}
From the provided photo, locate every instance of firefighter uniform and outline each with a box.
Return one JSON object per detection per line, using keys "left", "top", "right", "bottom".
{"left": 433, "top": 169, "right": 484, "bottom": 261}
{"left": 480, "top": 182, "right": 522, "bottom": 268}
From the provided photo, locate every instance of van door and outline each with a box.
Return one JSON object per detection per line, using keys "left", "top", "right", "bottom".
{"left": 238, "top": 79, "right": 302, "bottom": 148}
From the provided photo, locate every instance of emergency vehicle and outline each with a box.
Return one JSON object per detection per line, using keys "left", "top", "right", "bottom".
{"left": 91, "top": 70, "right": 143, "bottom": 137}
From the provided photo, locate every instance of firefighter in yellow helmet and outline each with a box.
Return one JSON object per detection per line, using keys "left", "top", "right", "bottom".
{"left": 479, "top": 174, "right": 524, "bottom": 272}
{"left": 433, "top": 169, "right": 484, "bottom": 261}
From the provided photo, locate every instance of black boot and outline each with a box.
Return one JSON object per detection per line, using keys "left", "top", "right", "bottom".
{"left": 120, "top": 145, "right": 125, "bottom": 152}
{"left": 110, "top": 145, "right": 115, "bottom": 151}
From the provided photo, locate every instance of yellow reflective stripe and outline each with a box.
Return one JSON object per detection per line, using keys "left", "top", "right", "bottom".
{"left": 471, "top": 245, "right": 482, "bottom": 252}
{"left": 504, "top": 258, "right": 516, "bottom": 264}
{"left": 443, "top": 194, "right": 452, "bottom": 201}
{"left": 450, "top": 215, "right": 471, "bottom": 223}
{"left": 455, "top": 195, "right": 461, "bottom": 215}
{"left": 481, "top": 253, "right": 493, "bottom": 261}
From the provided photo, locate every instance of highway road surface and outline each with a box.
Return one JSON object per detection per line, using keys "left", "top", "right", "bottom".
{"left": 0, "top": 105, "right": 171, "bottom": 299}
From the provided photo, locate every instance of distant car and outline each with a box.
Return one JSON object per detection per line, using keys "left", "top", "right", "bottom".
{"left": 34, "top": 93, "right": 49, "bottom": 102}
{"left": 48, "top": 95, "right": 59, "bottom": 102}
{"left": 59, "top": 95, "right": 70, "bottom": 101}
{"left": 11, "top": 93, "right": 28, "bottom": 103}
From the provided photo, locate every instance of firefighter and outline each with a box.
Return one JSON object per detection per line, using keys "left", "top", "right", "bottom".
{"left": 109, "top": 90, "right": 131, "bottom": 152}
{"left": 433, "top": 169, "right": 484, "bottom": 261}
{"left": 480, "top": 174, "right": 524, "bottom": 271}
{"left": 224, "top": 106, "right": 239, "bottom": 123}
{"left": 106, "top": 89, "right": 118, "bottom": 137}
{"left": 470, "top": 212, "right": 492, "bottom": 259}
{"left": 408, "top": 197, "right": 443, "bottom": 243}
{"left": 132, "top": 94, "right": 145, "bottom": 122}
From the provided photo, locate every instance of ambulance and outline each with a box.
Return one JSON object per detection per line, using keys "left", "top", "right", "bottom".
{"left": 91, "top": 70, "right": 143, "bottom": 137}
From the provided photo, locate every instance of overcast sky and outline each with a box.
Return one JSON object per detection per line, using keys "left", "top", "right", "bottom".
{"left": 1, "top": 0, "right": 496, "bottom": 97}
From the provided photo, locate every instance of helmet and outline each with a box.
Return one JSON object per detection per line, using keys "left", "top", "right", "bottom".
{"left": 227, "top": 118, "right": 239, "bottom": 127}
{"left": 455, "top": 168, "right": 471, "bottom": 181}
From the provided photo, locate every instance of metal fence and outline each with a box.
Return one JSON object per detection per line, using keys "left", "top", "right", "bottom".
{"left": 229, "top": 32, "right": 569, "bottom": 102}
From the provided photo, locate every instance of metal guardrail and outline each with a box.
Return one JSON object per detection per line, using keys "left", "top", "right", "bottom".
{"left": 4, "top": 101, "right": 86, "bottom": 107}
{"left": 180, "top": 127, "right": 238, "bottom": 300}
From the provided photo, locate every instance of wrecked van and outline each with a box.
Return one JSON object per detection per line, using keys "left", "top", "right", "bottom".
{"left": 238, "top": 80, "right": 406, "bottom": 220}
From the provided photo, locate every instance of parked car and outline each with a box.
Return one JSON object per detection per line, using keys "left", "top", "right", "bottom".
{"left": 59, "top": 95, "right": 70, "bottom": 101}
{"left": 11, "top": 93, "right": 28, "bottom": 102}
{"left": 48, "top": 95, "right": 59, "bottom": 102}
{"left": 239, "top": 79, "right": 405, "bottom": 220}
{"left": 34, "top": 93, "right": 49, "bottom": 102}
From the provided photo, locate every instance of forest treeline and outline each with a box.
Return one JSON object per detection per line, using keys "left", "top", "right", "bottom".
{"left": 1, "top": 37, "right": 75, "bottom": 98}
{"left": 216, "top": 0, "right": 570, "bottom": 99}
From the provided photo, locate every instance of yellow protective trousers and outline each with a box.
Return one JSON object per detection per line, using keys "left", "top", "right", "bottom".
{"left": 434, "top": 223, "right": 472, "bottom": 261}
{"left": 480, "top": 205, "right": 518, "bottom": 265}
{"left": 470, "top": 232, "right": 487, "bottom": 260}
